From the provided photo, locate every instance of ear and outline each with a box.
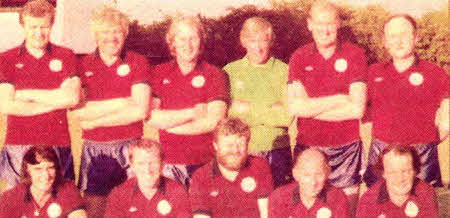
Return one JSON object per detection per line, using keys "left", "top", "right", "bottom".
{"left": 213, "top": 142, "right": 218, "bottom": 151}
{"left": 307, "top": 18, "right": 313, "bottom": 32}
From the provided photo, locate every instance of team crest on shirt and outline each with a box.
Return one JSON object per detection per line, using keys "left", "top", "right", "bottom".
{"left": 15, "top": 63, "right": 24, "bottom": 69}
{"left": 210, "top": 190, "right": 219, "bottom": 197}
{"left": 192, "top": 75, "right": 205, "bottom": 88}
{"left": 157, "top": 199, "right": 172, "bottom": 215}
{"left": 47, "top": 202, "right": 62, "bottom": 218}
{"left": 236, "top": 80, "right": 244, "bottom": 89}
{"left": 316, "top": 207, "right": 332, "bottom": 218}
{"left": 117, "top": 64, "right": 130, "bottom": 77}
{"left": 128, "top": 206, "right": 138, "bottom": 212}
{"left": 377, "top": 214, "right": 386, "bottom": 218}
{"left": 404, "top": 201, "right": 419, "bottom": 217}
{"left": 334, "top": 58, "right": 348, "bottom": 73}
{"left": 305, "top": 66, "right": 314, "bottom": 71}
{"left": 85, "top": 71, "right": 94, "bottom": 77}
{"left": 241, "top": 177, "right": 257, "bottom": 193}
{"left": 163, "top": 78, "right": 170, "bottom": 85}
{"left": 375, "top": 77, "right": 384, "bottom": 82}
{"left": 409, "top": 72, "right": 424, "bottom": 86}
{"left": 49, "top": 59, "right": 62, "bottom": 72}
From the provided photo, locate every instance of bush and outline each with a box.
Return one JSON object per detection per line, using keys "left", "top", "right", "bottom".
{"left": 125, "top": 5, "right": 449, "bottom": 71}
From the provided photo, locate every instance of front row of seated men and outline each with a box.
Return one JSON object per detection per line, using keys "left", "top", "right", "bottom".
{"left": 0, "top": 118, "right": 439, "bottom": 218}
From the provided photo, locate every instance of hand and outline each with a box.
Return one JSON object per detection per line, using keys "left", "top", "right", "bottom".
{"left": 232, "top": 99, "right": 250, "bottom": 114}
{"left": 81, "top": 120, "right": 97, "bottom": 130}
{"left": 271, "top": 101, "right": 283, "bottom": 109}
{"left": 60, "top": 77, "right": 80, "bottom": 89}
{"left": 193, "top": 103, "right": 208, "bottom": 119}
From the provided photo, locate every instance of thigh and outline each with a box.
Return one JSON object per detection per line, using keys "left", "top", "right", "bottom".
{"left": 0, "top": 145, "right": 32, "bottom": 187}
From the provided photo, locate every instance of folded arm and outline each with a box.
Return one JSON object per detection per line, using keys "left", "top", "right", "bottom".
{"left": 435, "top": 98, "right": 449, "bottom": 140}
{"left": 287, "top": 81, "right": 349, "bottom": 118}
{"left": 15, "top": 77, "right": 81, "bottom": 109}
{"left": 80, "top": 83, "right": 150, "bottom": 130}
{"left": 166, "top": 100, "right": 227, "bottom": 135}
{"left": 314, "top": 82, "right": 367, "bottom": 121}
{"left": 0, "top": 83, "right": 56, "bottom": 116}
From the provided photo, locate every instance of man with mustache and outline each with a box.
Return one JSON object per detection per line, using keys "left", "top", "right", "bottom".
{"left": 189, "top": 118, "right": 273, "bottom": 218}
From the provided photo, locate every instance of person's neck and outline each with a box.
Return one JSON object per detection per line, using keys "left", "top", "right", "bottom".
{"left": 25, "top": 44, "right": 46, "bottom": 59}
{"left": 248, "top": 56, "right": 270, "bottom": 67}
{"left": 30, "top": 185, "right": 52, "bottom": 208}
{"left": 177, "top": 58, "right": 197, "bottom": 75}
{"left": 99, "top": 51, "right": 119, "bottom": 67}
{"left": 218, "top": 164, "right": 239, "bottom": 182}
{"left": 300, "top": 192, "right": 317, "bottom": 209}
{"left": 317, "top": 44, "right": 336, "bottom": 60}
{"left": 389, "top": 192, "right": 409, "bottom": 207}
{"left": 393, "top": 55, "right": 415, "bottom": 73}
{"left": 138, "top": 179, "right": 159, "bottom": 201}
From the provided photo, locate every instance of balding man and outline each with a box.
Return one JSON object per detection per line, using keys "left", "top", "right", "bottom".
{"left": 269, "top": 148, "right": 350, "bottom": 218}
{"left": 364, "top": 14, "right": 448, "bottom": 188}
{"left": 287, "top": 0, "right": 367, "bottom": 213}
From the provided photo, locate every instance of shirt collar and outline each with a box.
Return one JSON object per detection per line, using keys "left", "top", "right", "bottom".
{"left": 24, "top": 183, "right": 58, "bottom": 203}
{"left": 212, "top": 158, "right": 251, "bottom": 178}
{"left": 243, "top": 55, "right": 276, "bottom": 69}
{"left": 93, "top": 48, "right": 127, "bottom": 63}
{"left": 18, "top": 42, "right": 53, "bottom": 56}
{"left": 377, "top": 178, "right": 419, "bottom": 204}
{"left": 132, "top": 177, "right": 166, "bottom": 196}
{"left": 311, "top": 41, "right": 342, "bottom": 55}
{"left": 383, "top": 54, "right": 420, "bottom": 69}
{"left": 292, "top": 183, "right": 328, "bottom": 205}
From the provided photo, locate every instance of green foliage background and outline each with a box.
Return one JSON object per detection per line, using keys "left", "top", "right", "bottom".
{"left": 124, "top": 4, "right": 449, "bottom": 72}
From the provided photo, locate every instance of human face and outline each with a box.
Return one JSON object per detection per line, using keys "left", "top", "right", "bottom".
{"left": 307, "top": 8, "right": 339, "bottom": 49}
{"left": 293, "top": 155, "right": 328, "bottom": 200}
{"left": 242, "top": 31, "right": 271, "bottom": 65}
{"left": 94, "top": 23, "right": 126, "bottom": 58}
{"left": 27, "top": 160, "right": 56, "bottom": 194}
{"left": 23, "top": 15, "right": 52, "bottom": 51}
{"left": 131, "top": 148, "right": 162, "bottom": 190}
{"left": 384, "top": 17, "right": 417, "bottom": 61}
{"left": 383, "top": 152, "right": 415, "bottom": 198}
{"left": 214, "top": 134, "right": 248, "bottom": 171}
{"left": 173, "top": 23, "right": 201, "bottom": 64}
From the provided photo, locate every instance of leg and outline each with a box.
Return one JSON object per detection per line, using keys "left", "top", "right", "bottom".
{"left": 53, "top": 146, "right": 75, "bottom": 181}
{"left": 415, "top": 142, "right": 442, "bottom": 187}
{"left": 0, "top": 145, "right": 32, "bottom": 189}
{"left": 363, "top": 139, "right": 388, "bottom": 187}
{"left": 269, "top": 147, "right": 293, "bottom": 188}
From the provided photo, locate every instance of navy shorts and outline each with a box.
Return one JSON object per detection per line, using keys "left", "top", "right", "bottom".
{"left": 0, "top": 145, "right": 74, "bottom": 187}
{"left": 250, "top": 146, "right": 293, "bottom": 188}
{"left": 294, "top": 141, "right": 364, "bottom": 189}
{"left": 78, "top": 139, "right": 137, "bottom": 195}
{"left": 161, "top": 163, "right": 204, "bottom": 188}
{"left": 363, "top": 139, "right": 442, "bottom": 187}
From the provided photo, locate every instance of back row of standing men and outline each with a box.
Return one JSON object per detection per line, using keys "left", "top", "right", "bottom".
{"left": 0, "top": 0, "right": 447, "bottom": 217}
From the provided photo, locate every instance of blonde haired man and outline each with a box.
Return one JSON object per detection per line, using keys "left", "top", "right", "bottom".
{"left": 72, "top": 6, "right": 151, "bottom": 217}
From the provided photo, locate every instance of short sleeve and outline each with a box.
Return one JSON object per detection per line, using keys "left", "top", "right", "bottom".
{"left": 254, "top": 158, "right": 274, "bottom": 198}
{"left": 204, "top": 65, "right": 230, "bottom": 104}
{"left": 349, "top": 47, "right": 368, "bottom": 84}
{"left": 362, "top": 64, "right": 378, "bottom": 123}
{"left": 130, "top": 54, "right": 150, "bottom": 85}
{"left": 0, "top": 188, "right": 19, "bottom": 218}
{"left": 148, "top": 65, "right": 162, "bottom": 98}
{"left": 288, "top": 51, "right": 304, "bottom": 84}
{"left": 63, "top": 50, "right": 79, "bottom": 79}
{"left": 268, "top": 189, "right": 286, "bottom": 218}
{"left": 0, "top": 55, "right": 11, "bottom": 84}
{"left": 170, "top": 182, "right": 192, "bottom": 218}
{"left": 58, "top": 182, "right": 85, "bottom": 216}
{"left": 189, "top": 169, "right": 212, "bottom": 216}
{"left": 104, "top": 186, "right": 127, "bottom": 218}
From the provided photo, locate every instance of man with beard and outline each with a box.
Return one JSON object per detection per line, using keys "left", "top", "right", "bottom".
{"left": 104, "top": 139, "right": 191, "bottom": 218}
{"left": 357, "top": 146, "right": 439, "bottom": 218}
{"left": 269, "top": 148, "right": 350, "bottom": 218}
{"left": 189, "top": 118, "right": 273, "bottom": 218}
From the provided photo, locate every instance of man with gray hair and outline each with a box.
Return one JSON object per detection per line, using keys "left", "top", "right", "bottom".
{"left": 224, "top": 16, "right": 293, "bottom": 188}
{"left": 72, "top": 5, "right": 151, "bottom": 217}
